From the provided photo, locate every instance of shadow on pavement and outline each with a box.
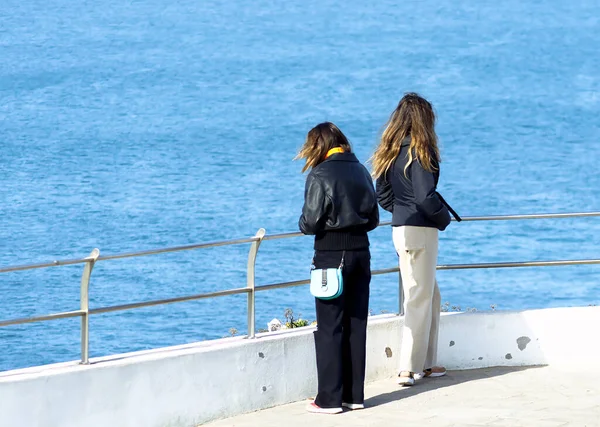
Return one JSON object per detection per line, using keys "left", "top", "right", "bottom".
{"left": 365, "top": 365, "right": 544, "bottom": 408}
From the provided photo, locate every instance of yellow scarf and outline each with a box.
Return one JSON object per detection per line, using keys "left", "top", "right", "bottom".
{"left": 325, "top": 147, "right": 344, "bottom": 159}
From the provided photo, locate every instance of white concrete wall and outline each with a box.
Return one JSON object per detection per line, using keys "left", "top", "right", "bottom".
{"left": 1, "top": 306, "right": 598, "bottom": 427}
{"left": 438, "top": 306, "right": 600, "bottom": 371}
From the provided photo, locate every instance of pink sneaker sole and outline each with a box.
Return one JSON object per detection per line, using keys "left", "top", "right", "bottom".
{"left": 306, "top": 402, "right": 343, "bottom": 414}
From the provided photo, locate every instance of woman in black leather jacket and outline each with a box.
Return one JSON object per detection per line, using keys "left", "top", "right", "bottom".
{"left": 297, "top": 122, "right": 379, "bottom": 414}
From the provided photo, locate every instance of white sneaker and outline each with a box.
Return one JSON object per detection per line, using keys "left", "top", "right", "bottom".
{"left": 306, "top": 402, "right": 343, "bottom": 414}
{"left": 397, "top": 372, "right": 415, "bottom": 386}
{"left": 342, "top": 402, "right": 364, "bottom": 410}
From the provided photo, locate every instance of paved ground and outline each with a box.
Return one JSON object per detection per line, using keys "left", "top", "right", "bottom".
{"left": 205, "top": 366, "right": 600, "bottom": 426}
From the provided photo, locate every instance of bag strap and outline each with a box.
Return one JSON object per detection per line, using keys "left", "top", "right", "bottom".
{"left": 436, "top": 191, "right": 462, "bottom": 222}
{"left": 311, "top": 251, "right": 346, "bottom": 269}
{"left": 339, "top": 251, "right": 345, "bottom": 268}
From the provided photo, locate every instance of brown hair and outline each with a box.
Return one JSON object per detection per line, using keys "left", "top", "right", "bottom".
{"left": 295, "top": 122, "right": 352, "bottom": 173}
{"left": 370, "top": 93, "right": 441, "bottom": 179}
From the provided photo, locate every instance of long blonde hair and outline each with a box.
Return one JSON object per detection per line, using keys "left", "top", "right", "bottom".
{"left": 370, "top": 93, "right": 441, "bottom": 179}
{"left": 295, "top": 122, "right": 352, "bottom": 173}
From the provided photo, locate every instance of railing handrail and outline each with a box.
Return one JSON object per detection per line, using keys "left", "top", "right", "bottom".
{"left": 3, "top": 256, "right": 600, "bottom": 328}
{"left": 1, "top": 210, "right": 599, "bottom": 367}
{"left": 2, "top": 211, "right": 600, "bottom": 275}
{"left": 0, "top": 236, "right": 262, "bottom": 274}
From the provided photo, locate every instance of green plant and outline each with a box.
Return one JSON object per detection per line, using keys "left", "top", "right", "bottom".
{"left": 283, "top": 308, "right": 311, "bottom": 328}
{"left": 293, "top": 319, "right": 310, "bottom": 327}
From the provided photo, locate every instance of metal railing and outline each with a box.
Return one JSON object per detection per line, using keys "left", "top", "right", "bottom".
{"left": 1, "top": 211, "right": 600, "bottom": 365}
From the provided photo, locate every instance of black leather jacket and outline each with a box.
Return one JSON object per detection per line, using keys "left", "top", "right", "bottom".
{"left": 299, "top": 152, "right": 379, "bottom": 250}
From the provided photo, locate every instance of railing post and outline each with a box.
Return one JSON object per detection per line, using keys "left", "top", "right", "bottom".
{"left": 247, "top": 229, "right": 265, "bottom": 339}
{"left": 80, "top": 248, "right": 100, "bottom": 364}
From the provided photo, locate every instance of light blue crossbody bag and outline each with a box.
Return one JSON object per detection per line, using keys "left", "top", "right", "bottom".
{"left": 309, "top": 251, "right": 345, "bottom": 300}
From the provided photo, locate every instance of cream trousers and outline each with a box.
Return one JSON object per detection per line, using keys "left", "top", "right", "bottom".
{"left": 393, "top": 225, "right": 441, "bottom": 373}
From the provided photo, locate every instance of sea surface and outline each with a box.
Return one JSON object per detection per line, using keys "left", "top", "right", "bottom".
{"left": 1, "top": 0, "right": 599, "bottom": 372}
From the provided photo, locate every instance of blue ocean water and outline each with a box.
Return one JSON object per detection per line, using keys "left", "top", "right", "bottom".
{"left": 1, "top": 0, "right": 599, "bottom": 372}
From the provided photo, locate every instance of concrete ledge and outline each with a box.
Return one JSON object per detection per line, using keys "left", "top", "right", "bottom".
{"left": 1, "top": 306, "right": 598, "bottom": 427}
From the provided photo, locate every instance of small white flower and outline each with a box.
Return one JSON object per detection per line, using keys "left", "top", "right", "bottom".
{"left": 268, "top": 318, "right": 282, "bottom": 332}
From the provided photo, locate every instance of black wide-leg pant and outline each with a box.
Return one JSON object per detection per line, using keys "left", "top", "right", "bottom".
{"left": 313, "top": 249, "right": 371, "bottom": 408}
